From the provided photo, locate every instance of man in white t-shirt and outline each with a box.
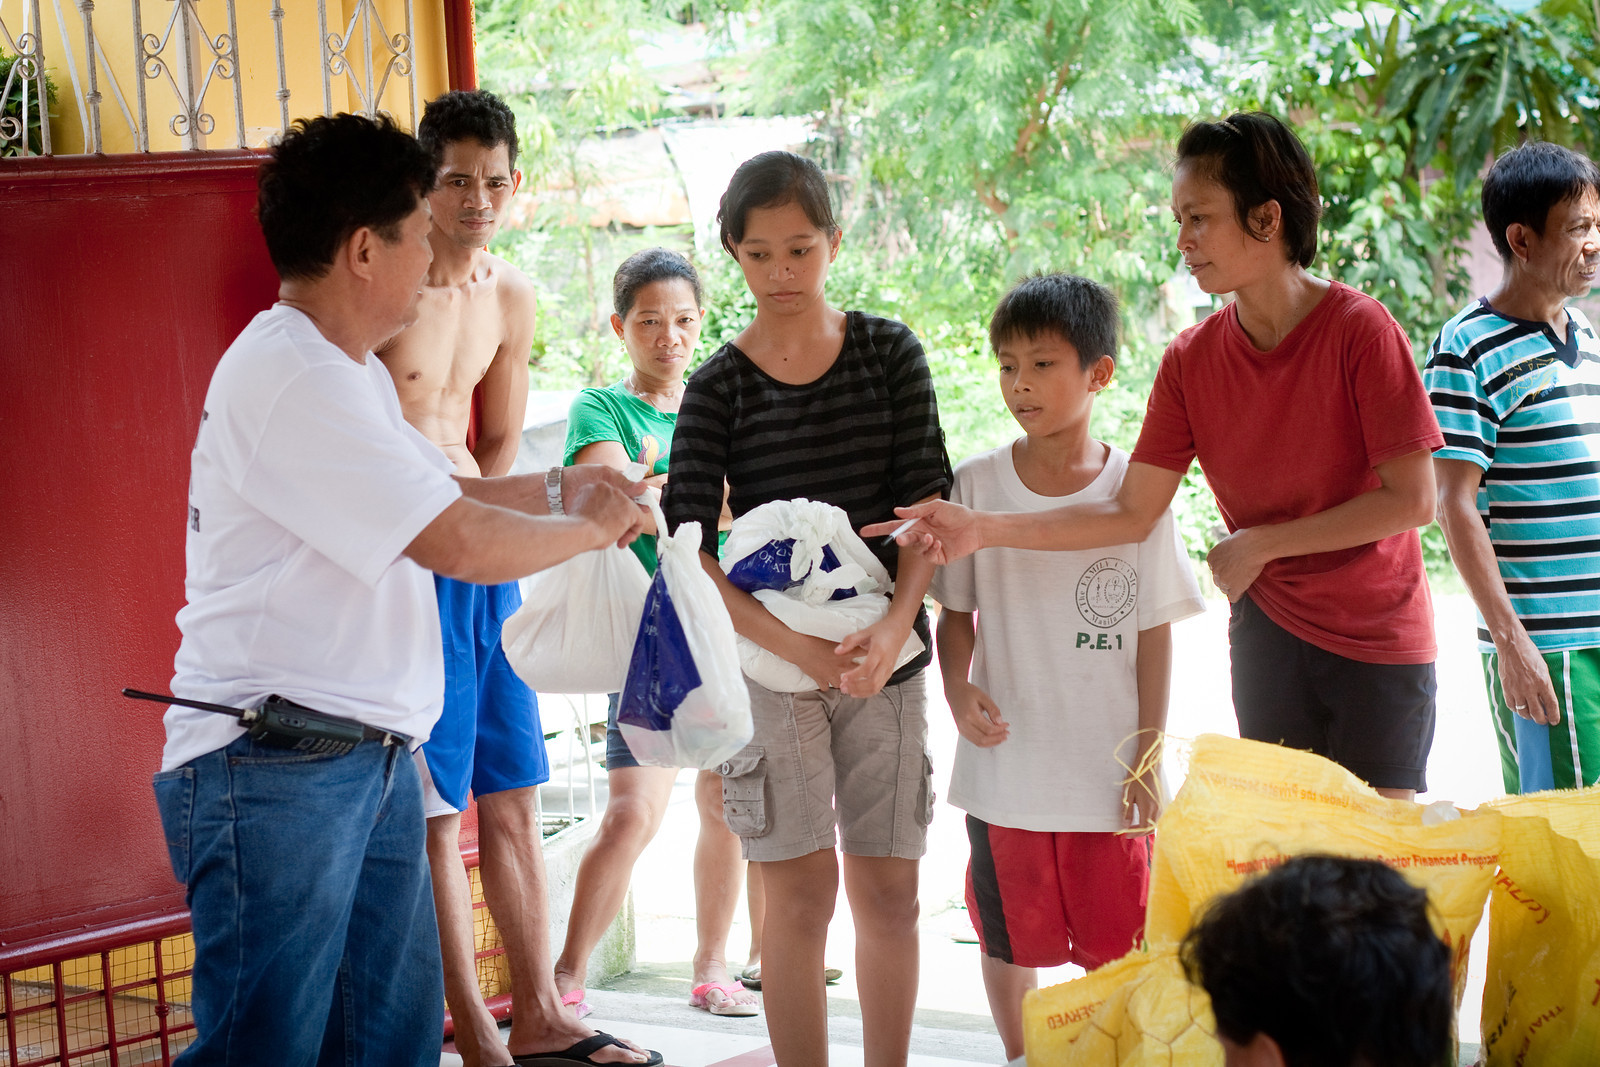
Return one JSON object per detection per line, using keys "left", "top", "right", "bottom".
{"left": 930, "top": 274, "right": 1204, "bottom": 1061}
{"left": 152, "top": 113, "right": 652, "bottom": 1067}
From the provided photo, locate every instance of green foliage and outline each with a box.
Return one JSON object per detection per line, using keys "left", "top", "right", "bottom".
{"left": 1376, "top": 0, "right": 1600, "bottom": 174}
{"left": 481, "top": 0, "right": 1600, "bottom": 576}
{"left": 477, "top": 0, "right": 684, "bottom": 384}
{"left": 475, "top": 0, "right": 672, "bottom": 189}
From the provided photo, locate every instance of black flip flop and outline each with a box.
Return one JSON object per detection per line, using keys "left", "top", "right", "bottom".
{"left": 511, "top": 1032, "right": 664, "bottom": 1066}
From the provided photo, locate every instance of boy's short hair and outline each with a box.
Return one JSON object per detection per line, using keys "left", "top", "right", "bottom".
{"left": 257, "top": 113, "right": 434, "bottom": 281}
{"left": 1176, "top": 111, "right": 1322, "bottom": 269}
{"left": 1481, "top": 141, "right": 1600, "bottom": 261}
{"left": 718, "top": 150, "right": 839, "bottom": 257}
{"left": 988, "top": 273, "right": 1119, "bottom": 371}
{"left": 1180, "top": 854, "right": 1452, "bottom": 1067}
{"left": 418, "top": 89, "right": 520, "bottom": 169}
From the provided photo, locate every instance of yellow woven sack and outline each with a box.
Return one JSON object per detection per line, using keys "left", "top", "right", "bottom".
{"left": 1145, "top": 734, "right": 1500, "bottom": 1003}
{"left": 1021, "top": 948, "right": 1220, "bottom": 1066}
{"left": 1022, "top": 735, "right": 1503, "bottom": 1066}
{"left": 1478, "top": 786, "right": 1600, "bottom": 1065}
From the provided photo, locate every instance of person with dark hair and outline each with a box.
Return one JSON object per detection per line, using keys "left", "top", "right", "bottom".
{"left": 931, "top": 273, "right": 1204, "bottom": 1059}
{"left": 663, "top": 149, "right": 951, "bottom": 1064}
{"left": 153, "top": 113, "right": 646, "bottom": 1067}
{"left": 377, "top": 92, "right": 660, "bottom": 1067}
{"left": 874, "top": 111, "right": 1444, "bottom": 802}
{"left": 1425, "top": 141, "right": 1600, "bottom": 795}
{"left": 418, "top": 88, "right": 520, "bottom": 169}
{"left": 1180, "top": 855, "right": 1453, "bottom": 1067}
{"left": 551, "top": 248, "right": 760, "bottom": 1020}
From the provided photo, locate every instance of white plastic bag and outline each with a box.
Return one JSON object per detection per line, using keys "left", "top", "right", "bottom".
{"left": 501, "top": 543, "right": 651, "bottom": 695}
{"left": 720, "top": 498, "right": 887, "bottom": 604}
{"left": 721, "top": 499, "right": 924, "bottom": 692}
{"left": 616, "top": 498, "right": 753, "bottom": 768}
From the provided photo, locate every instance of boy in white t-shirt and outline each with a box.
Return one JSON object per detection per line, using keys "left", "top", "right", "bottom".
{"left": 930, "top": 273, "right": 1204, "bottom": 1060}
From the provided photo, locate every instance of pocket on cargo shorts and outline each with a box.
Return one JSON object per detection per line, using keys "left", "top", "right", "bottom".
{"left": 718, "top": 750, "right": 768, "bottom": 837}
{"left": 917, "top": 752, "right": 935, "bottom": 827}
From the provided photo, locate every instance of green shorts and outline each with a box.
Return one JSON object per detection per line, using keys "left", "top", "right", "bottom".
{"left": 1482, "top": 646, "right": 1600, "bottom": 793}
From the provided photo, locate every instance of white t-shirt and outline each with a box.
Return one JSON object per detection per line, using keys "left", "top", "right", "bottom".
{"left": 162, "top": 305, "right": 463, "bottom": 771}
{"left": 930, "top": 442, "right": 1204, "bottom": 832}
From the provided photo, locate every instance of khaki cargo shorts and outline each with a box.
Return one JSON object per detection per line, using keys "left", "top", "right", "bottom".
{"left": 715, "top": 673, "right": 934, "bottom": 862}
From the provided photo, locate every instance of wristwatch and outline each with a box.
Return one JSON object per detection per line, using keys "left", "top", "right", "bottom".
{"left": 545, "top": 466, "right": 563, "bottom": 515}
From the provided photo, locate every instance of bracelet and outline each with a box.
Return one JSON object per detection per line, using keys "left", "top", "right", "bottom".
{"left": 545, "top": 466, "right": 563, "bottom": 516}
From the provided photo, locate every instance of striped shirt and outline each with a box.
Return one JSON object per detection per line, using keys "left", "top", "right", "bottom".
{"left": 1424, "top": 298, "right": 1600, "bottom": 652}
{"left": 663, "top": 311, "right": 951, "bottom": 578}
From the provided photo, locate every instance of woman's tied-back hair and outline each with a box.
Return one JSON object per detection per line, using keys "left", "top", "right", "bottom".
{"left": 1176, "top": 112, "right": 1322, "bottom": 269}
{"left": 613, "top": 247, "right": 704, "bottom": 319}
{"left": 257, "top": 112, "right": 435, "bottom": 281}
{"left": 717, "top": 151, "right": 839, "bottom": 257}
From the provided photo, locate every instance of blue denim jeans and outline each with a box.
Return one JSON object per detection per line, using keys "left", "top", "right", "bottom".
{"left": 153, "top": 734, "right": 444, "bottom": 1067}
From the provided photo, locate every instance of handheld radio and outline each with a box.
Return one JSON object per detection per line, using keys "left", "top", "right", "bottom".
{"left": 122, "top": 689, "right": 409, "bottom": 755}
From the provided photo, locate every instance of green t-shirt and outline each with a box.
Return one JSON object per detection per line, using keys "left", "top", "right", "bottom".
{"left": 563, "top": 382, "right": 678, "bottom": 573}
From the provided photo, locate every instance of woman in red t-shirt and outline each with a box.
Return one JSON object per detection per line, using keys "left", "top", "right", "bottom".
{"left": 874, "top": 112, "right": 1443, "bottom": 799}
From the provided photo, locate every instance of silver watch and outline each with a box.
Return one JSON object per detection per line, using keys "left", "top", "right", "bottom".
{"left": 545, "top": 466, "right": 563, "bottom": 515}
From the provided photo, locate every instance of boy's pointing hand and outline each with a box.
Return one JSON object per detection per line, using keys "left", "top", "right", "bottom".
{"left": 862, "top": 500, "right": 980, "bottom": 566}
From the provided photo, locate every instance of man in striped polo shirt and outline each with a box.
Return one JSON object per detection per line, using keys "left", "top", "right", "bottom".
{"left": 1425, "top": 141, "right": 1600, "bottom": 793}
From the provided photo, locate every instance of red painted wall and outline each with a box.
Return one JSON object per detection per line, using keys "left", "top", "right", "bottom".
{"left": 0, "top": 152, "right": 280, "bottom": 950}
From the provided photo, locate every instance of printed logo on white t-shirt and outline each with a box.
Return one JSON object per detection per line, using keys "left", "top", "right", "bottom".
{"left": 1076, "top": 557, "right": 1137, "bottom": 628}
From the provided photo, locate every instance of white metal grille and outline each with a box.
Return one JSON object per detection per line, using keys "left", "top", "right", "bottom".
{"left": 1, "top": 0, "right": 419, "bottom": 157}
{"left": 1, "top": 0, "right": 51, "bottom": 154}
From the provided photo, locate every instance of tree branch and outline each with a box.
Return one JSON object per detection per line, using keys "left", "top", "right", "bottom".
{"left": 1012, "top": 14, "right": 1093, "bottom": 162}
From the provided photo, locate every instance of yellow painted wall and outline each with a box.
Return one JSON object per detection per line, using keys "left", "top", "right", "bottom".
{"left": 2, "top": 0, "right": 449, "bottom": 155}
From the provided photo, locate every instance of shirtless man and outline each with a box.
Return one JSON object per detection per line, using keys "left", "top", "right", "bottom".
{"left": 380, "top": 90, "right": 656, "bottom": 1067}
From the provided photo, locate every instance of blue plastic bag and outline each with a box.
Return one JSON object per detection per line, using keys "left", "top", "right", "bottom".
{"left": 617, "top": 499, "right": 752, "bottom": 768}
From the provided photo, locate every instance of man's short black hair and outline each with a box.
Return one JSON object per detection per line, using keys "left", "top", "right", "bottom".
{"left": 988, "top": 273, "right": 1119, "bottom": 370}
{"left": 418, "top": 89, "right": 520, "bottom": 169}
{"left": 257, "top": 113, "right": 434, "bottom": 281}
{"left": 1482, "top": 141, "right": 1600, "bottom": 261}
{"left": 1180, "top": 855, "right": 1452, "bottom": 1067}
{"left": 1176, "top": 112, "right": 1322, "bottom": 269}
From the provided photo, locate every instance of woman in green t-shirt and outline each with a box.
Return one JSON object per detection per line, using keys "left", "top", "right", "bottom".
{"left": 553, "top": 249, "right": 760, "bottom": 1017}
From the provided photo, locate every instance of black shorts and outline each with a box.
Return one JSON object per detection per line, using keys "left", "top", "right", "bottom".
{"left": 1228, "top": 595, "right": 1436, "bottom": 792}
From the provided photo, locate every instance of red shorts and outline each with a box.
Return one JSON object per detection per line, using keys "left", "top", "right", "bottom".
{"left": 964, "top": 814, "right": 1150, "bottom": 970}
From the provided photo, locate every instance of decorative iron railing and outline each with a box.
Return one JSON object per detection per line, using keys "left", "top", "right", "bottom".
{"left": 0, "top": 0, "right": 420, "bottom": 156}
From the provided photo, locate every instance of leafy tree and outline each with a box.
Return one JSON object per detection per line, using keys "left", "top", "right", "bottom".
{"left": 1375, "top": 0, "right": 1600, "bottom": 174}
{"left": 478, "top": 0, "right": 677, "bottom": 382}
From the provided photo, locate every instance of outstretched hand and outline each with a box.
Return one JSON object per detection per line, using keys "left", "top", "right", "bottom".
{"left": 563, "top": 463, "right": 647, "bottom": 547}
{"left": 567, "top": 480, "right": 645, "bottom": 548}
{"left": 860, "top": 500, "right": 982, "bottom": 567}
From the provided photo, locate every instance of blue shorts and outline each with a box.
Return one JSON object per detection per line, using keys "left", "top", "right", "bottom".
{"left": 421, "top": 575, "right": 548, "bottom": 815}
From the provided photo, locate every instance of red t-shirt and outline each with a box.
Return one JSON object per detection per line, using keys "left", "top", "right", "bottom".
{"left": 1131, "top": 281, "right": 1443, "bottom": 664}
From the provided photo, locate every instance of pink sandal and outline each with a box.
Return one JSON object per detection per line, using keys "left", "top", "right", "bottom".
{"left": 560, "top": 987, "right": 593, "bottom": 1020}
{"left": 689, "top": 980, "right": 760, "bottom": 1017}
